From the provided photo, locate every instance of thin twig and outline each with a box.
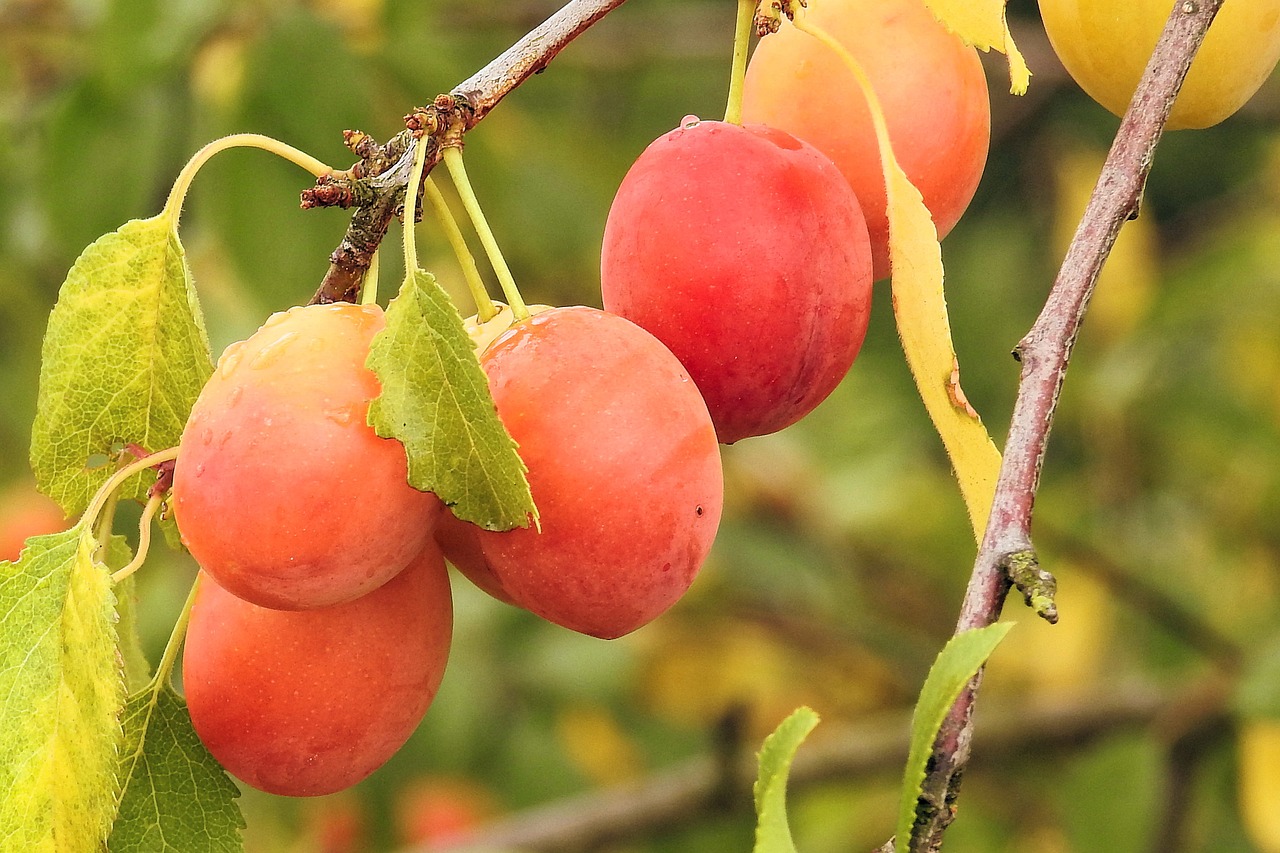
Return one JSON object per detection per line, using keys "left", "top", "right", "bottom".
{"left": 415, "top": 685, "right": 1182, "bottom": 853}
{"left": 308, "top": 0, "right": 630, "bottom": 305}
{"left": 911, "top": 2, "right": 1227, "bottom": 850}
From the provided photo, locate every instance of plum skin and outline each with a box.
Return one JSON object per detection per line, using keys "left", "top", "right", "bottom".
{"left": 442, "top": 306, "right": 723, "bottom": 639}
{"left": 182, "top": 544, "right": 453, "bottom": 797}
{"left": 741, "top": 0, "right": 991, "bottom": 280}
{"left": 600, "top": 119, "right": 874, "bottom": 444}
{"left": 172, "top": 302, "right": 440, "bottom": 610}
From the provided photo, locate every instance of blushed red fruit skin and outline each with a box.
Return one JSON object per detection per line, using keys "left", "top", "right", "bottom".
{"left": 454, "top": 306, "right": 723, "bottom": 639}
{"left": 434, "top": 510, "right": 516, "bottom": 605}
{"left": 172, "top": 303, "right": 440, "bottom": 610}
{"left": 183, "top": 545, "right": 453, "bottom": 797}
{"left": 741, "top": 0, "right": 990, "bottom": 280}
{"left": 600, "top": 119, "right": 873, "bottom": 444}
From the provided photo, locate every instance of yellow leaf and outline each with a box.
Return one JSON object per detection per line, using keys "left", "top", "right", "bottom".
{"left": 789, "top": 6, "right": 1003, "bottom": 539}
{"left": 1240, "top": 720, "right": 1280, "bottom": 853}
{"left": 921, "top": 0, "right": 1031, "bottom": 94}
{"left": 555, "top": 705, "right": 644, "bottom": 786}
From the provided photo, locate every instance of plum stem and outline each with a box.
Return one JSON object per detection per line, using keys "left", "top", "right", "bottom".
{"left": 110, "top": 493, "right": 164, "bottom": 584}
{"left": 361, "top": 250, "right": 381, "bottom": 306}
{"left": 82, "top": 446, "right": 182, "bottom": 540}
{"left": 442, "top": 145, "right": 530, "bottom": 322}
{"left": 163, "top": 133, "right": 336, "bottom": 228}
{"left": 154, "top": 575, "right": 202, "bottom": 689}
{"left": 424, "top": 175, "right": 500, "bottom": 322}
{"left": 401, "top": 133, "right": 433, "bottom": 278}
{"left": 723, "top": 0, "right": 756, "bottom": 124}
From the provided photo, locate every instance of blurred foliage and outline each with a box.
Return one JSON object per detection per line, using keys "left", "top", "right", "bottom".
{"left": 2, "top": 0, "right": 1280, "bottom": 850}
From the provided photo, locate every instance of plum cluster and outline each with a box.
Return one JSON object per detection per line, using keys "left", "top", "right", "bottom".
{"left": 172, "top": 302, "right": 723, "bottom": 796}
{"left": 171, "top": 0, "right": 992, "bottom": 799}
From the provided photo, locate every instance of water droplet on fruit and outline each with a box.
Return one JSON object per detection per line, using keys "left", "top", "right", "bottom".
{"left": 325, "top": 407, "right": 354, "bottom": 426}
{"left": 228, "top": 386, "right": 243, "bottom": 407}
{"left": 681, "top": 114, "right": 700, "bottom": 129}
{"left": 194, "top": 463, "right": 206, "bottom": 478}
{"left": 259, "top": 311, "right": 289, "bottom": 329}
{"left": 200, "top": 428, "right": 213, "bottom": 447}
{"left": 217, "top": 344, "right": 245, "bottom": 379}
{"left": 249, "top": 331, "right": 299, "bottom": 370}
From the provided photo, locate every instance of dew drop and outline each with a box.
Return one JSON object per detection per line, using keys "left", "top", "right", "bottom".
{"left": 681, "top": 114, "right": 701, "bottom": 129}
{"left": 200, "top": 427, "right": 213, "bottom": 447}
{"left": 325, "top": 407, "right": 354, "bottom": 426}
{"left": 249, "top": 331, "right": 300, "bottom": 370}
{"left": 194, "top": 463, "right": 206, "bottom": 478}
{"left": 227, "top": 385, "right": 244, "bottom": 407}
{"left": 217, "top": 344, "right": 245, "bottom": 379}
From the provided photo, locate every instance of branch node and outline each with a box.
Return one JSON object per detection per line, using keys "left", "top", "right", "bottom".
{"left": 1002, "top": 549, "right": 1059, "bottom": 624}
{"left": 754, "top": 2, "right": 786, "bottom": 36}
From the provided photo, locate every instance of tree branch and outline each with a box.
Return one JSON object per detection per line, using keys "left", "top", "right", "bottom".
{"left": 415, "top": 685, "right": 1188, "bottom": 853}
{"left": 911, "top": 2, "right": 1227, "bottom": 850}
{"left": 307, "top": 0, "right": 630, "bottom": 305}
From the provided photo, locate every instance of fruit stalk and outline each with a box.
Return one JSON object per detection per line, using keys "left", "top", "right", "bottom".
{"left": 722, "top": 0, "right": 756, "bottom": 124}
{"left": 911, "top": 2, "right": 1226, "bottom": 851}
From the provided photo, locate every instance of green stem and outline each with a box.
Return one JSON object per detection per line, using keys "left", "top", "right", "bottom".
{"left": 110, "top": 493, "right": 164, "bottom": 585}
{"left": 95, "top": 487, "right": 121, "bottom": 555}
{"left": 162, "top": 133, "right": 336, "bottom": 227}
{"left": 154, "top": 575, "right": 201, "bottom": 688}
{"left": 82, "top": 446, "right": 181, "bottom": 536}
{"left": 425, "top": 175, "right": 499, "bottom": 322}
{"left": 362, "top": 250, "right": 381, "bottom": 306}
{"left": 442, "top": 146, "right": 529, "bottom": 321}
{"left": 401, "top": 136, "right": 433, "bottom": 275}
{"left": 724, "top": 0, "right": 756, "bottom": 124}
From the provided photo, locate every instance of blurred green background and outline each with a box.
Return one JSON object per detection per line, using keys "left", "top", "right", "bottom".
{"left": 4, "top": 0, "right": 1280, "bottom": 851}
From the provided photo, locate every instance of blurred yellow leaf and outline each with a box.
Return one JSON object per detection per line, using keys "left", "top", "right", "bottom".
{"left": 1052, "top": 146, "right": 1157, "bottom": 344}
{"left": 555, "top": 705, "right": 644, "bottom": 786}
{"left": 982, "top": 563, "right": 1112, "bottom": 697}
{"left": 921, "top": 0, "right": 1030, "bottom": 94}
{"left": 191, "top": 33, "right": 248, "bottom": 113}
{"left": 1240, "top": 720, "right": 1280, "bottom": 853}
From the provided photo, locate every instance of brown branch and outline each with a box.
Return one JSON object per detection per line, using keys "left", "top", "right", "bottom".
{"left": 411, "top": 685, "right": 1182, "bottom": 853}
{"left": 910, "top": 2, "right": 1227, "bottom": 851}
{"left": 307, "top": 0, "right": 631, "bottom": 305}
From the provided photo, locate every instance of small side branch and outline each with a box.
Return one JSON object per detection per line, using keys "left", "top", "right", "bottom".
{"left": 909, "top": 2, "right": 1226, "bottom": 851}
{"left": 307, "top": 0, "right": 630, "bottom": 305}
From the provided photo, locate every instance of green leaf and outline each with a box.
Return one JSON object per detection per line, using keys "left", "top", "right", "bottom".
{"left": 367, "top": 269, "right": 536, "bottom": 530}
{"left": 108, "top": 682, "right": 244, "bottom": 853}
{"left": 753, "top": 706, "right": 820, "bottom": 853}
{"left": 113, "top": 570, "right": 152, "bottom": 694}
{"left": 895, "top": 623, "right": 1014, "bottom": 849}
{"left": 30, "top": 215, "right": 213, "bottom": 516}
{"left": 0, "top": 524, "right": 126, "bottom": 851}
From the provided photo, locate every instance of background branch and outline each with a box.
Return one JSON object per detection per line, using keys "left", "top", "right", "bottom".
{"left": 913, "top": 2, "right": 1227, "bottom": 850}
{"left": 418, "top": 685, "right": 1189, "bottom": 853}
